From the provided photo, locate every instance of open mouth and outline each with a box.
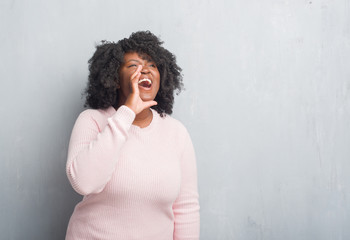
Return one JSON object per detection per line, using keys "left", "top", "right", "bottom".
{"left": 138, "top": 78, "right": 152, "bottom": 88}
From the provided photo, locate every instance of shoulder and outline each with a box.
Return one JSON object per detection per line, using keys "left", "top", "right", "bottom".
{"left": 157, "top": 113, "right": 191, "bottom": 140}
{"left": 158, "top": 114, "right": 195, "bottom": 157}
{"left": 77, "top": 107, "right": 111, "bottom": 121}
{"left": 78, "top": 107, "right": 110, "bottom": 119}
{"left": 74, "top": 107, "right": 113, "bottom": 131}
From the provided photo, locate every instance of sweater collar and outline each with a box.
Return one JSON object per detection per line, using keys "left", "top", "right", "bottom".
{"left": 106, "top": 106, "right": 159, "bottom": 133}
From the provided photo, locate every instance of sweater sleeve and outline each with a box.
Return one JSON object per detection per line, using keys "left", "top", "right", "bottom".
{"left": 66, "top": 105, "right": 135, "bottom": 196}
{"left": 173, "top": 129, "right": 200, "bottom": 240}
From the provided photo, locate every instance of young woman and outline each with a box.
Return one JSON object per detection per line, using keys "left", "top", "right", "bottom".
{"left": 65, "top": 31, "right": 200, "bottom": 240}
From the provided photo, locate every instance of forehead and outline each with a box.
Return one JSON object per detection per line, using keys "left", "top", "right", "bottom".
{"left": 123, "top": 52, "right": 153, "bottom": 62}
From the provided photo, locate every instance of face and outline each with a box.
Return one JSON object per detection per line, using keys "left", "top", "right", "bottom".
{"left": 117, "top": 52, "right": 160, "bottom": 105}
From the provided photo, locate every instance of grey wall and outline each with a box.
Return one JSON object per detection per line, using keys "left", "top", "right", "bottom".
{"left": 1, "top": 0, "right": 350, "bottom": 239}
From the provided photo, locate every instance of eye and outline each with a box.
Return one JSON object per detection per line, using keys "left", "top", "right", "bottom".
{"left": 149, "top": 64, "right": 157, "bottom": 68}
{"left": 127, "top": 64, "right": 137, "bottom": 68}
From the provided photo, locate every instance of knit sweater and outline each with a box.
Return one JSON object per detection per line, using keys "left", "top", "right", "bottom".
{"left": 65, "top": 105, "right": 200, "bottom": 240}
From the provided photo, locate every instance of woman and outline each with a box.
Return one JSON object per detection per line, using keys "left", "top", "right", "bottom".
{"left": 65, "top": 31, "right": 200, "bottom": 240}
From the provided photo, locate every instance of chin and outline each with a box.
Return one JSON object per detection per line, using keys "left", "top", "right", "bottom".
{"left": 140, "top": 95, "right": 155, "bottom": 102}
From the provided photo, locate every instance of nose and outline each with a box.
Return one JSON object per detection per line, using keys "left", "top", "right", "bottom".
{"left": 140, "top": 65, "right": 150, "bottom": 74}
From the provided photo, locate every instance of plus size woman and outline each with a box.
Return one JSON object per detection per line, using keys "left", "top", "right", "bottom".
{"left": 65, "top": 31, "right": 200, "bottom": 240}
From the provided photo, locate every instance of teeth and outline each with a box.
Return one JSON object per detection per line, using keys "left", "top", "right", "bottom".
{"left": 138, "top": 78, "right": 152, "bottom": 84}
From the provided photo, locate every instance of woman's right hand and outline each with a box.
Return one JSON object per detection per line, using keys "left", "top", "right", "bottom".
{"left": 124, "top": 65, "right": 157, "bottom": 115}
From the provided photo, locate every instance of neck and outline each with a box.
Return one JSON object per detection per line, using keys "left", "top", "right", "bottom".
{"left": 133, "top": 108, "right": 153, "bottom": 128}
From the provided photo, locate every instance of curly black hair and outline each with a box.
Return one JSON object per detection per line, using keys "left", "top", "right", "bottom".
{"left": 83, "top": 31, "right": 183, "bottom": 116}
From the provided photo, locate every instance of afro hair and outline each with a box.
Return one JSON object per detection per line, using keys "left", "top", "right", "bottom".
{"left": 83, "top": 31, "right": 183, "bottom": 116}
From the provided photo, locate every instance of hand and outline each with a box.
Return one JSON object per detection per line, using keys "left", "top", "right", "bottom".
{"left": 124, "top": 65, "right": 157, "bottom": 114}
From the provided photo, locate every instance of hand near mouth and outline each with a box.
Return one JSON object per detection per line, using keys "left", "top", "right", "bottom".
{"left": 124, "top": 65, "right": 157, "bottom": 114}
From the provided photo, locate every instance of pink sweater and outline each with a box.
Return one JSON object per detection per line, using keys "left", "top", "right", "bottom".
{"left": 65, "top": 105, "right": 200, "bottom": 240}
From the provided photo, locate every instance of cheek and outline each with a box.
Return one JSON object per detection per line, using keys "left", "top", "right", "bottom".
{"left": 117, "top": 75, "right": 131, "bottom": 96}
{"left": 118, "top": 71, "right": 131, "bottom": 87}
{"left": 154, "top": 70, "right": 161, "bottom": 85}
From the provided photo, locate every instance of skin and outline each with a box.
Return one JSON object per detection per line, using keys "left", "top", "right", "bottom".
{"left": 117, "top": 52, "right": 160, "bottom": 128}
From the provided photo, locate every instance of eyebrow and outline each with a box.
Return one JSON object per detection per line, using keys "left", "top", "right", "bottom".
{"left": 126, "top": 59, "right": 142, "bottom": 63}
{"left": 126, "top": 59, "right": 154, "bottom": 63}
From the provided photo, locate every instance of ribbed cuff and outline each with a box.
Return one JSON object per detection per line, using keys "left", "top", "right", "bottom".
{"left": 107, "top": 105, "right": 136, "bottom": 133}
{"left": 113, "top": 105, "right": 135, "bottom": 123}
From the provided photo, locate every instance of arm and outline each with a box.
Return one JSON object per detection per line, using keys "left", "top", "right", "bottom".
{"left": 173, "top": 130, "right": 200, "bottom": 240}
{"left": 66, "top": 65, "right": 157, "bottom": 196}
{"left": 66, "top": 106, "right": 135, "bottom": 195}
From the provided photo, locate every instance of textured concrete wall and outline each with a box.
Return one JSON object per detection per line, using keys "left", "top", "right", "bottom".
{"left": 1, "top": 0, "right": 349, "bottom": 239}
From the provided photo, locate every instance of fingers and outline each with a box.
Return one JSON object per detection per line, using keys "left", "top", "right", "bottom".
{"left": 130, "top": 65, "right": 142, "bottom": 93}
{"left": 143, "top": 100, "right": 158, "bottom": 109}
{"left": 125, "top": 65, "right": 157, "bottom": 113}
{"left": 131, "top": 65, "right": 142, "bottom": 80}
